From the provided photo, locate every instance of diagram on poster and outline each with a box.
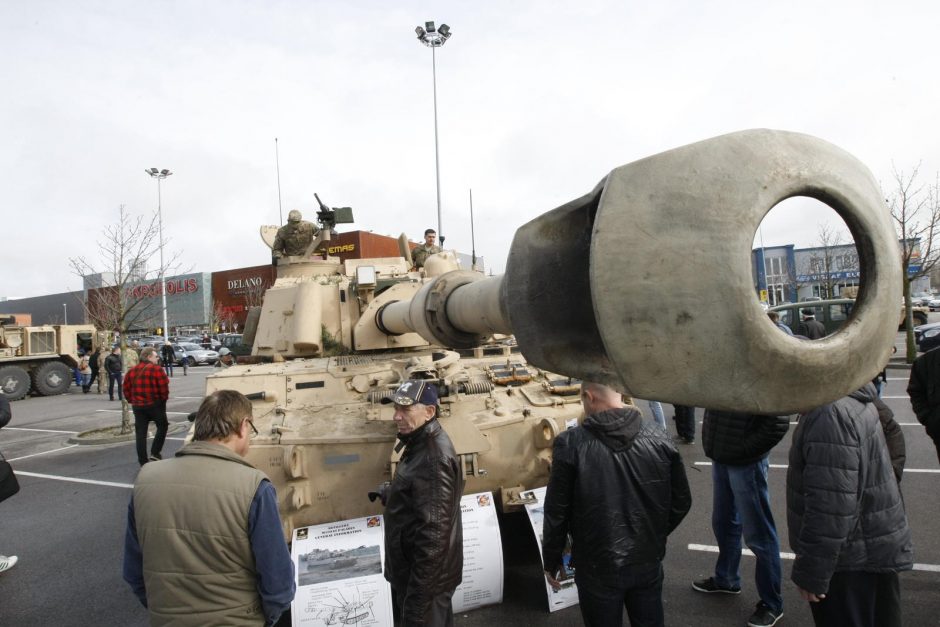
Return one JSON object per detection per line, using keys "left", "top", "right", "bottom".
{"left": 452, "top": 491, "right": 504, "bottom": 613}
{"left": 291, "top": 516, "right": 393, "bottom": 626}
{"left": 523, "top": 486, "right": 580, "bottom": 612}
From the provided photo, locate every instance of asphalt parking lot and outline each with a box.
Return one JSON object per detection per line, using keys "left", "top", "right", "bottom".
{"left": 1, "top": 344, "right": 939, "bottom": 626}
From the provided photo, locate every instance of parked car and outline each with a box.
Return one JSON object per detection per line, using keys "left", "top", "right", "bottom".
{"left": 218, "top": 333, "right": 251, "bottom": 356}
{"left": 177, "top": 342, "right": 219, "bottom": 365}
{"left": 769, "top": 298, "right": 928, "bottom": 337}
{"left": 928, "top": 298, "right": 940, "bottom": 312}
{"left": 912, "top": 292, "right": 934, "bottom": 307}
{"left": 915, "top": 322, "right": 940, "bottom": 353}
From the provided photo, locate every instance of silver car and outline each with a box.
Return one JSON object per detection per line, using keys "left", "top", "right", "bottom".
{"left": 177, "top": 342, "right": 219, "bottom": 365}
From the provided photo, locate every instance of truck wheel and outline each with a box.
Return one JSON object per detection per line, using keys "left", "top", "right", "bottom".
{"left": 0, "top": 365, "right": 31, "bottom": 401}
{"left": 32, "top": 361, "right": 72, "bottom": 396}
{"left": 914, "top": 312, "right": 928, "bottom": 327}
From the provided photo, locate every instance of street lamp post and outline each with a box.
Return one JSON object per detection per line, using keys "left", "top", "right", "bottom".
{"left": 145, "top": 167, "right": 173, "bottom": 337}
{"left": 63, "top": 303, "right": 67, "bottom": 325}
{"left": 414, "top": 20, "right": 453, "bottom": 245}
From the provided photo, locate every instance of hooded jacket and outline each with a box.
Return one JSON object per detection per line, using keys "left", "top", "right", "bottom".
{"left": 541, "top": 407, "right": 691, "bottom": 584}
{"left": 383, "top": 418, "right": 463, "bottom": 625}
{"left": 787, "top": 384, "right": 913, "bottom": 595}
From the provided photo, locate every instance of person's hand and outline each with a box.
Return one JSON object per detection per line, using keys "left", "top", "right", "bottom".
{"left": 798, "top": 586, "right": 826, "bottom": 603}
{"left": 544, "top": 569, "right": 561, "bottom": 592}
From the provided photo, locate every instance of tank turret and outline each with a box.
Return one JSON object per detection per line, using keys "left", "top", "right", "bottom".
{"left": 207, "top": 129, "right": 900, "bottom": 533}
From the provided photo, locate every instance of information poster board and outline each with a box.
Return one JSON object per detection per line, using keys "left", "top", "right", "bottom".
{"left": 452, "top": 491, "right": 504, "bottom": 613}
{"left": 291, "top": 516, "right": 393, "bottom": 626}
{"left": 523, "top": 486, "right": 580, "bottom": 612}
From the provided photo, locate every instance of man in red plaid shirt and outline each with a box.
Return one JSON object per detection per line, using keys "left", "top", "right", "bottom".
{"left": 124, "top": 346, "right": 170, "bottom": 466}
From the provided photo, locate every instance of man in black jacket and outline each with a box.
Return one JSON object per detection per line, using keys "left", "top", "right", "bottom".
{"left": 542, "top": 382, "right": 691, "bottom": 627}
{"left": 381, "top": 380, "right": 463, "bottom": 626}
{"left": 907, "top": 346, "right": 940, "bottom": 462}
{"left": 692, "top": 410, "right": 789, "bottom": 627}
{"left": 787, "top": 384, "right": 912, "bottom": 627}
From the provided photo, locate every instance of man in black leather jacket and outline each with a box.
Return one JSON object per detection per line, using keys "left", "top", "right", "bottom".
{"left": 381, "top": 380, "right": 463, "bottom": 626}
{"left": 542, "top": 382, "right": 691, "bottom": 626}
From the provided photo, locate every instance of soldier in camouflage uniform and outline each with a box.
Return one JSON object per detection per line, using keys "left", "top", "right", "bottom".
{"left": 411, "top": 228, "right": 442, "bottom": 269}
{"left": 273, "top": 209, "right": 320, "bottom": 258}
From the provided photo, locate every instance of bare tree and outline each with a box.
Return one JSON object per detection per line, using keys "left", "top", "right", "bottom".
{"left": 70, "top": 205, "right": 177, "bottom": 433}
{"left": 889, "top": 164, "right": 940, "bottom": 362}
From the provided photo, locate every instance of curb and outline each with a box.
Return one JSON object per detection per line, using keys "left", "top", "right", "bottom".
{"left": 69, "top": 421, "right": 190, "bottom": 446}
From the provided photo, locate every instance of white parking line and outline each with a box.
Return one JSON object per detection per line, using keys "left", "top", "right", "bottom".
{"left": 3, "top": 427, "right": 78, "bottom": 434}
{"left": 8, "top": 445, "right": 79, "bottom": 462}
{"left": 13, "top": 470, "right": 133, "bottom": 489}
{"left": 692, "top": 461, "right": 940, "bottom": 473}
{"left": 687, "top": 544, "right": 940, "bottom": 572}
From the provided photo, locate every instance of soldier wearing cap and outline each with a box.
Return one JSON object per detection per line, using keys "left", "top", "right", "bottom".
{"left": 379, "top": 379, "right": 463, "bottom": 626}
{"left": 272, "top": 209, "right": 319, "bottom": 258}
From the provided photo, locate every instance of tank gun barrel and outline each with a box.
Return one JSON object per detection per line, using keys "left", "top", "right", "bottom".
{"left": 379, "top": 129, "right": 901, "bottom": 415}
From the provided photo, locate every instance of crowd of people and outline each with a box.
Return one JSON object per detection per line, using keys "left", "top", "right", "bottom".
{"left": 3, "top": 280, "right": 932, "bottom": 626}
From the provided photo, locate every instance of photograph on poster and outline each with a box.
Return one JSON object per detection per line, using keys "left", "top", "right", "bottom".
{"left": 291, "top": 517, "right": 393, "bottom": 627}
{"left": 298, "top": 544, "right": 383, "bottom": 587}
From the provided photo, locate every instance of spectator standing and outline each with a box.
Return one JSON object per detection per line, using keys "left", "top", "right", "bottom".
{"left": 767, "top": 311, "right": 793, "bottom": 335}
{"left": 78, "top": 353, "right": 92, "bottom": 393}
{"left": 797, "top": 310, "right": 826, "bottom": 339}
{"left": 542, "top": 382, "right": 691, "bottom": 627}
{"left": 104, "top": 347, "right": 124, "bottom": 402}
{"left": 692, "top": 409, "right": 789, "bottom": 627}
{"left": 787, "top": 384, "right": 912, "bottom": 626}
{"left": 123, "top": 390, "right": 295, "bottom": 625}
{"left": 123, "top": 347, "right": 170, "bottom": 466}
{"left": 160, "top": 342, "right": 175, "bottom": 378}
{"left": 86, "top": 346, "right": 101, "bottom": 393}
{"left": 381, "top": 380, "right": 463, "bottom": 626}
{"left": 0, "top": 394, "right": 17, "bottom": 574}
{"left": 907, "top": 346, "right": 940, "bottom": 462}
{"left": 672, "top": 404, "right": 696, "bottom": 444}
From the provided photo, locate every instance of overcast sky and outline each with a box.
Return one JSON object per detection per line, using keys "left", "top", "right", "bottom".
{"left": 2, "top": 0, "right": 937, "bottom": 298}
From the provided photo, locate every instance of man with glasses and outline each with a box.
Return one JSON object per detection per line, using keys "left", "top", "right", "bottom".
{"left": 123, "top": 347, "right": 170, "bottom": 466}
{"left": 123, "top": 390, "right": 294, "bottom": 626}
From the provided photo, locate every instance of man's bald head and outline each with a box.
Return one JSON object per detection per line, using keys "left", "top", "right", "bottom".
{"left": 580, "top": 381, "right": 624, "bottom": 415}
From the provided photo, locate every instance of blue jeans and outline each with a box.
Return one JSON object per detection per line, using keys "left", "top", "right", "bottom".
{"left": 647, "top": 401, "right": 666, "bottom": 430}
{"left": 711, "top": 458, "right": 783, "bottom": 614}
{"left": 575, "top": 562, "right": 665, "bottom": 627}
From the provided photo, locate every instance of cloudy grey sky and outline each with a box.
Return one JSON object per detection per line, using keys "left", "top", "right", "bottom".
{"left": 2, "top": 0, "right": 937, "bottom": 298}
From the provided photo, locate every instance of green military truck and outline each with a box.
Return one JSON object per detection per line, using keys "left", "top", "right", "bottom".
{"left": 0, "top": 316, "right": 97, "bottom": 400}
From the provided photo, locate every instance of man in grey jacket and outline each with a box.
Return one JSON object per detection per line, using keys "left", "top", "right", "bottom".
{"left": 787, "top": 384, "right": 912, "bottom": 626}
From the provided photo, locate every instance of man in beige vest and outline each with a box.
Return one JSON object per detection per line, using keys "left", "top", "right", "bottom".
{"left": 123, "top": 390, "right": 295, "bottom": 626}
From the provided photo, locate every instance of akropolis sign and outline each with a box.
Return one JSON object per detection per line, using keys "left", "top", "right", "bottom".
{"left": 126, "top": 278, "right": 199, "bottom": 299}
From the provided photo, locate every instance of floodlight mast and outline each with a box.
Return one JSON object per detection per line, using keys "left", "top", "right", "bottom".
{"left": 414, "top": 20, "right": 452, "bottom": 246}
{"left": 144, "top": 167, "right": 173, "bottom": 337}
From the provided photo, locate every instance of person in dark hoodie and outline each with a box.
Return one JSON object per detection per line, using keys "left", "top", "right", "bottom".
{"left": 787, "top": 383, "right": 913, "bottom": 627}
{"left": 542, "top": 382, "right": 691, "bottom": 627}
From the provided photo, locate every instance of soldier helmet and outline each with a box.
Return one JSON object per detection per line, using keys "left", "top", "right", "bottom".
{"left": 219, "top": 347, "right": 231, "bottom": 356}
{"left": 288, "top": 209, "right": 302, "bottom": 222}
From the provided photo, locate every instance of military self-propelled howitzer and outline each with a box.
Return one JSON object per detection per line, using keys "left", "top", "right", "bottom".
{"left": 206, "top": 130, "right": 901, "bottom": 537}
